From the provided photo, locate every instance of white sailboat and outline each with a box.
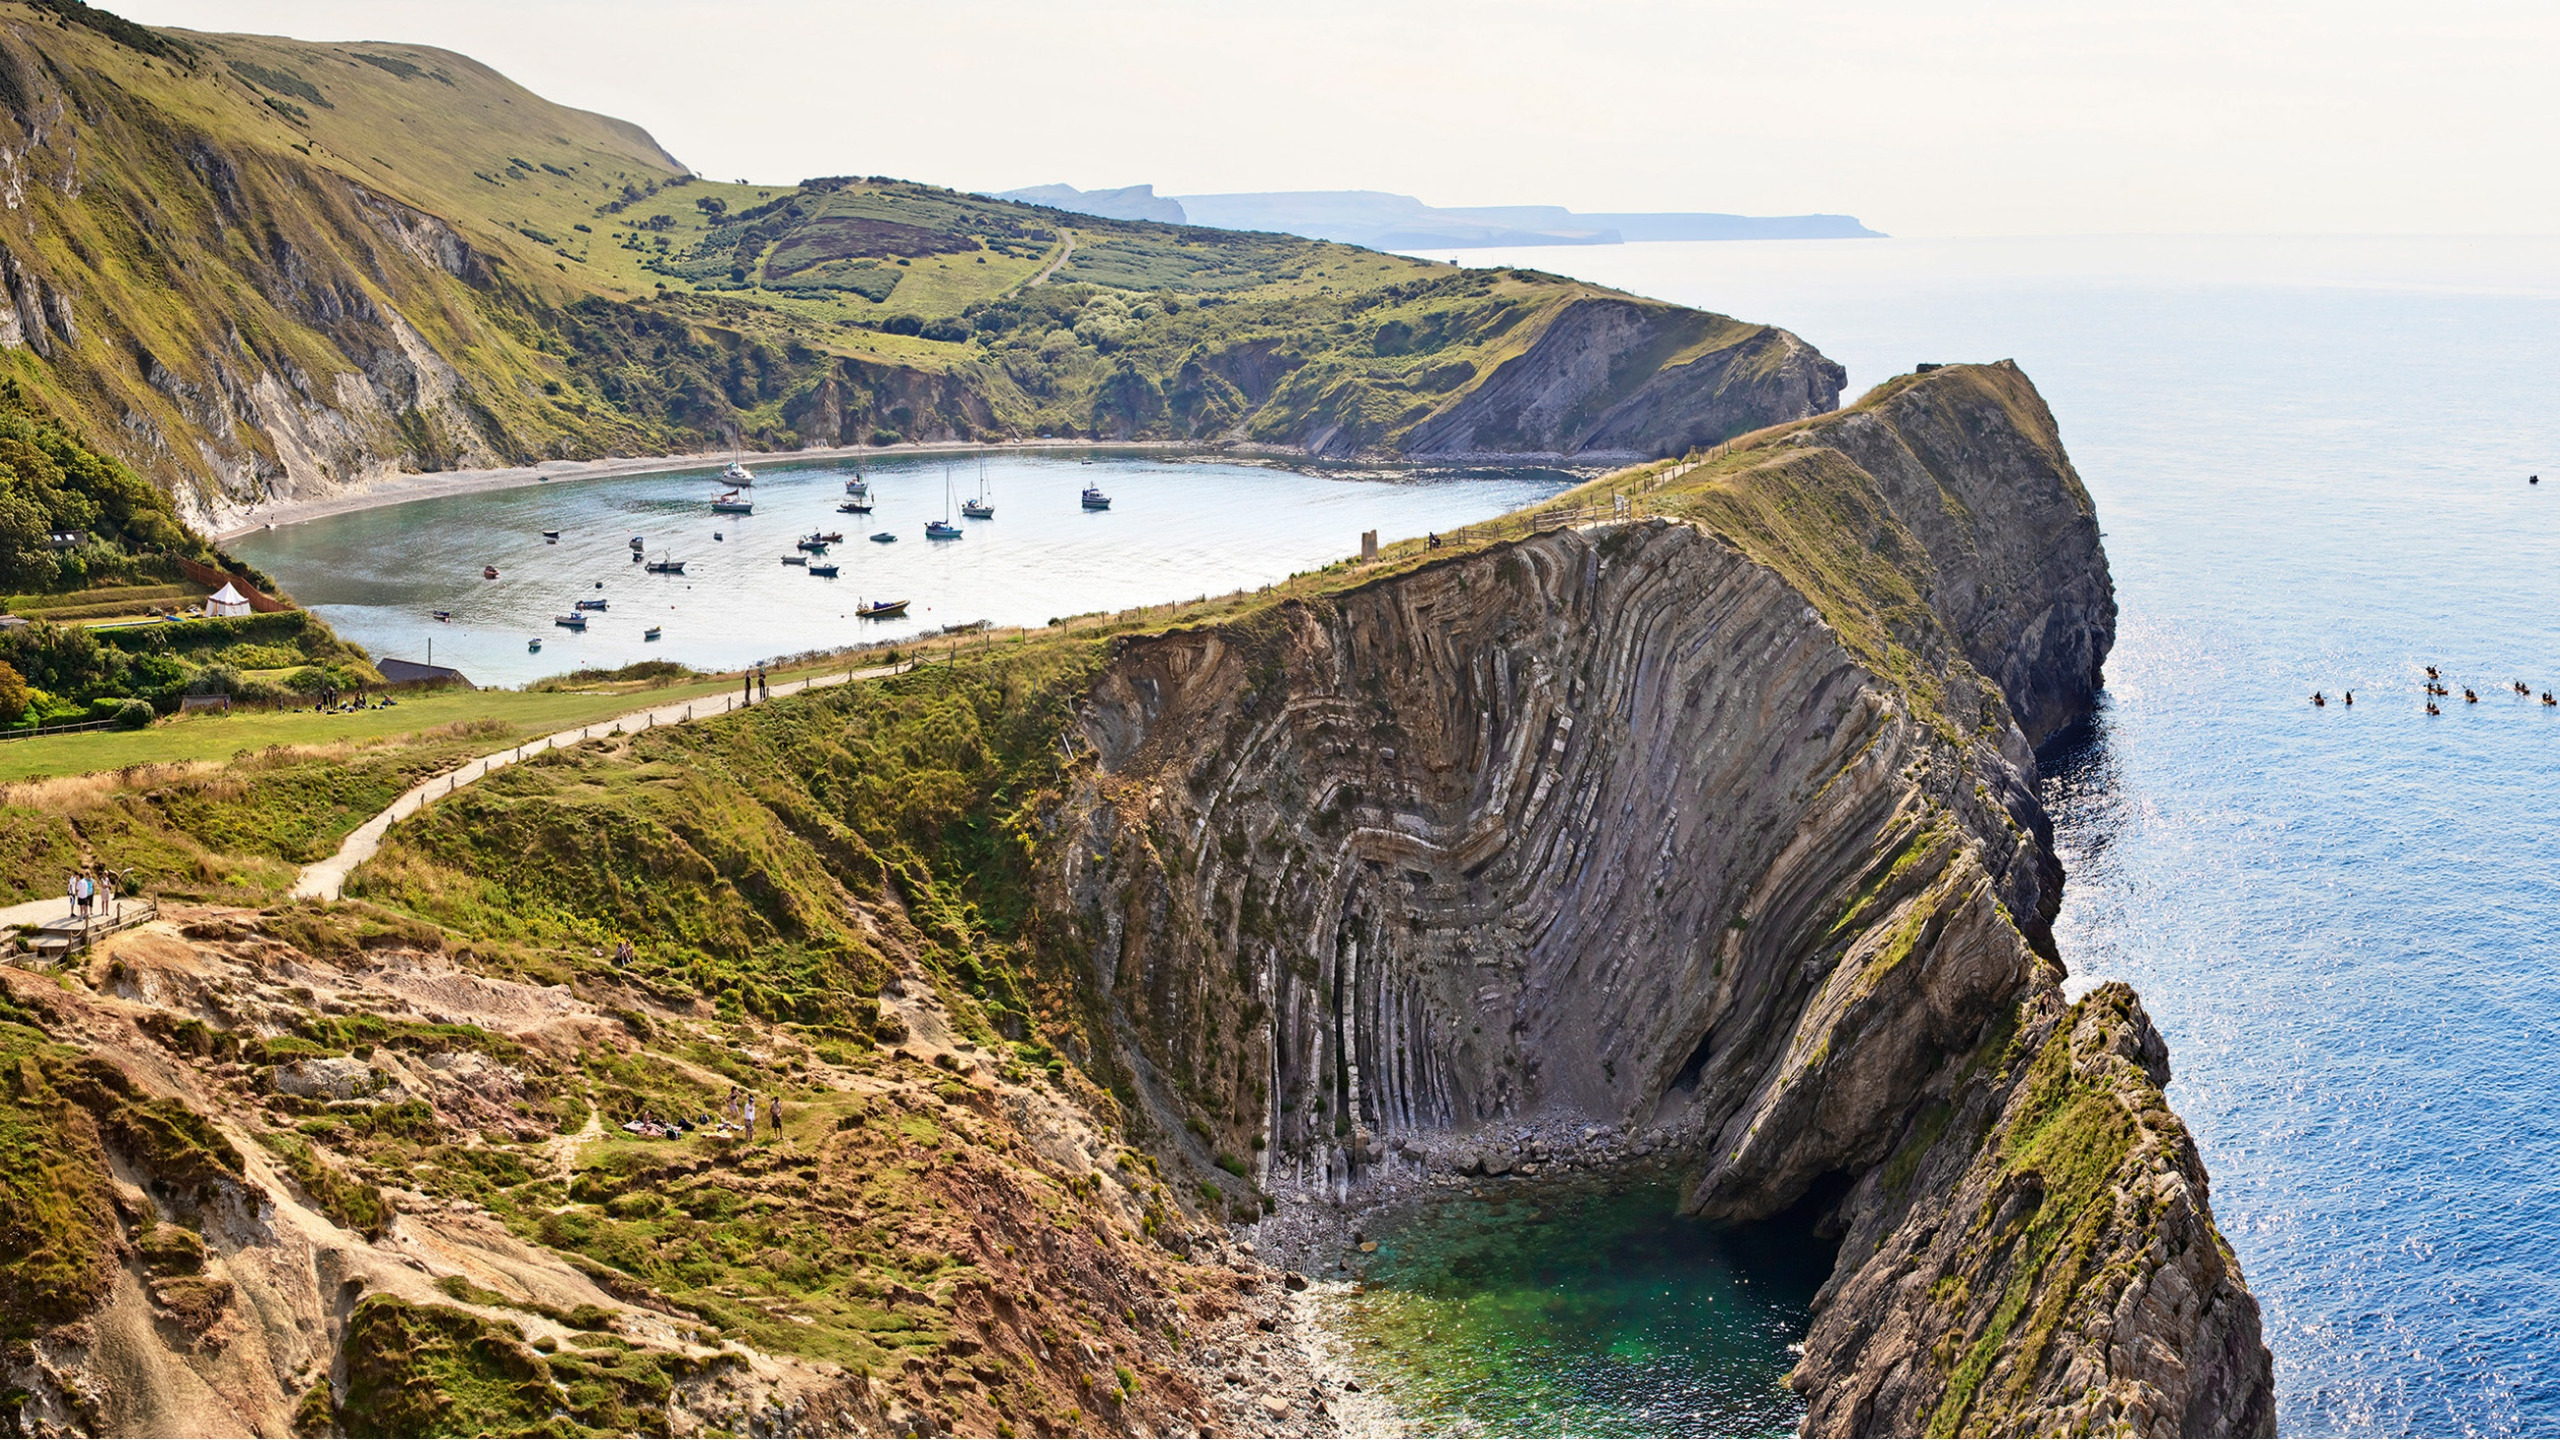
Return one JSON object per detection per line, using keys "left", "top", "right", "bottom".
{"left": 926, "top": 465, "right": 962, "bottom": 539}
{"left": 961, "top": 452, "right": 993, "bottom": 518}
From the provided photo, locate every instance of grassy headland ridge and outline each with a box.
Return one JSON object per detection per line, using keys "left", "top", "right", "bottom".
{"left": 0, "top": 2, "right": 1840, "bottom": 539}
{"left": 0, "top": 363, "right": 2265, "bottom": 1436}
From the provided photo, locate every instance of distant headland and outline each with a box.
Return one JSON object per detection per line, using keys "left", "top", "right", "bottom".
{"left": 993, "top": 183, "right": 1885, "bottom": 247}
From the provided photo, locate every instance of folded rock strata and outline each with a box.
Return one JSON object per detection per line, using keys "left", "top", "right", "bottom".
{"left": 1040, "top": 361, "right": 2275, "bottom": 1435}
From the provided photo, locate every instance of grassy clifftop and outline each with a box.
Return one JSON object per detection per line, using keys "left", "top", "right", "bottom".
{"left": 0, "top": 2, "right": 1841, "bottom": 534}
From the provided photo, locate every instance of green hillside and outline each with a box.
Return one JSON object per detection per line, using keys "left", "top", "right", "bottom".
{"left": 0, "top": 2, "right": 1840, "bottom": 537}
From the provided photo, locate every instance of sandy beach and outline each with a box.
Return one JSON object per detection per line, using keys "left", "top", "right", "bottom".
{"left": 207, "top": 438, "right": 1194, "bottom": 542}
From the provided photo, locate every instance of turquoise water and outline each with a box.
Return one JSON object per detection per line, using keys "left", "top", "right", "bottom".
{"left": 228, "top": 453, "right": 1569, "bottom": 688}
{"left": 1445, "top": 234, "right": 2560, "bottom": 1435}
{"left": 1330, "top": 1183, "right": 1829, "bottom": 1437}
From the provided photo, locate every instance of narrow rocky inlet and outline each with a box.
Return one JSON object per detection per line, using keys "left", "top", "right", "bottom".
{"left": 1039, "top": 362, "right": 2275, "bottom": 1435}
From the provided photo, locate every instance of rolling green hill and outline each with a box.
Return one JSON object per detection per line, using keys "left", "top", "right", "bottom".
{"left": 0, "top": 2, "right": 1843, "bottom": 537}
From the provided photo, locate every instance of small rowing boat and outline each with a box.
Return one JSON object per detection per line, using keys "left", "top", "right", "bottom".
{"left": 432, "top": 610, "right": 452, "bottom": 622}
{"left": 644, "top": 626, "right": 662, "bottom": 641}
{"left": 870, "top": 531, "right": 897, "bottom": 543}
{"left": 782, "top": 554, "right": 807, "bottom": 565}
{"left": 527, "top": 638, "right": 542, "bottom": 652}
{"left": 542, "top": 530, "right": 560, "bottom": 542}
{"left": 575, "top": 598, "right": 609, "bottom": 611}
{"left": 483, "top": 565, "right": 501, "bottom": 579}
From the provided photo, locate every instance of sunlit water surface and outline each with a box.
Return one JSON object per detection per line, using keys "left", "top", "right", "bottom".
{"left": 229, "top": 454, "right": 1569, "bottom": 688}
{"left": 1326, "top": 1182, "right": 1829, "bottom": 1438}
{"left": 1434, "top": 233, "right": 2560, "bottom": 1435}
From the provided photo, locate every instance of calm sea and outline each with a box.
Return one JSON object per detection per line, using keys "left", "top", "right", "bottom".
{"left": 1437, "top": 233, "right": 2560, "bottom": 1435}
{"left": 228, "top": 455, "right": 1569, "bottom": 688}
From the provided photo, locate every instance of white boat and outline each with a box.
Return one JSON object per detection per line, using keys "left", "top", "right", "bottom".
{"left": 1081, "top": 483, "right": 1112, "bottom": 510}
{"left": 961, "top": 452, "right": 993, "bottom": 518}
{"left": 927, "top": 466, "right": 963, "bottom": 539}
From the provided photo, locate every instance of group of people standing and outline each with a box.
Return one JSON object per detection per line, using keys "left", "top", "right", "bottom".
{"left": 65, "top": 869, "right": 117, "bottom": 924}
{"left": 724, "top": 1085, "right": 784, "bottom": 1141}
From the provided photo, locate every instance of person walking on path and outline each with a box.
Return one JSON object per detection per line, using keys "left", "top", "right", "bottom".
{"left": 65, "top": 873, "right": 80, "bottom": 923}
{"left": 757, "top": 668, "right": 769, "bottom": 703}
{"left": 742, "top": 671, "right": 753, "bottom": 706}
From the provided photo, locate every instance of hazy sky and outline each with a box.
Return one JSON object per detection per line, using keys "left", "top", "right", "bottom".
{"left": 119, "top": 0, "right": 2560, "bottom": 236}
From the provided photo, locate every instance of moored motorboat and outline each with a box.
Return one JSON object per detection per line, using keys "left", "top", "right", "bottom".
{"left": 645, "top": 553, "right": 686, "bottom": 574}
{"left": 644, "top": 626, "right": 662, "bottom": 641}
{"left": 432, "top": 610, "right": 452, "bottom": 622}
{"left": 870, "top": 531, "right": 896, "bottom": 543}
{"left": 575, "top": 598, "right": 609, "bottom": 611}
{"left": 554, "top": 613, "right": 587, "bottom": 630}
{"left": 797, "top": 536, "right": 829, "bottom": 552}
{"left": 528, "top": 638, "right": 542, "bottom": 652}
{"left": 857, "top": 598, "right": 909, "bottom": 618}
{"left": 630, "top": 535, "right": 646, "bottom": 552}
{"left": 542, "top": 530, "right": 560, "bottom": 542}
{"left": 814, "top": 530, "right": 843, "bottom": 543}
{"left": 808, "top": 562, "right": 839, "bottom": 577}
{"left": 484, "top": 565, "right": 501, "bottom": 579}
{"left": 782, "top": 554, "right": 807, "bottom": 565}
{"left": 838, "top": 499, "right": 873, "bottom": 514}
{"left": 1081, "top": 483, "right": 1112, "bottom": 510}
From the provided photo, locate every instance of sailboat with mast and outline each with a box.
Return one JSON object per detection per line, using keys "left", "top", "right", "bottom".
{"left": 926, "top": 465, "right": 963, "bottom": 539}
{"left": 961, "top": 452, "right": 993, "bottom": 519}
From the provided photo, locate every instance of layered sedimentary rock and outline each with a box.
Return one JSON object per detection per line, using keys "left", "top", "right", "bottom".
{"left": 1042, "top": 362, "right": 2273, "bottom": 1434}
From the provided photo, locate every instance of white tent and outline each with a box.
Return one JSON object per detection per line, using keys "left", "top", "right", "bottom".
{"left": 205, "top": 582, "right": 252, "bottom": 618}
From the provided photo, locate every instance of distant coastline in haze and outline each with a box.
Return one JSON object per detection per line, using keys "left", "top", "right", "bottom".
{"left": 991, "top": 183, "right": 1884, "bottom": 248}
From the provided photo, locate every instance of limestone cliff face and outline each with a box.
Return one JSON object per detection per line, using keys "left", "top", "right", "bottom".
{"left": 1039, "top": 363, "right": 2269, "bottom": 1435}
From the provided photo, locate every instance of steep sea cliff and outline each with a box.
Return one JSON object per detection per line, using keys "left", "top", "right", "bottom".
{"left": 0, "top": 360, "right": 2267, "bottom": 1435}
{"left": 1039, "top": 362, "right": 2272, "bottom": 1434}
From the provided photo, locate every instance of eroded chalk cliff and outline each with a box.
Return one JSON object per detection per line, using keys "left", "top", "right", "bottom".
{"left": 1038, "top": 362, "right": 2273, "bottom": 1436}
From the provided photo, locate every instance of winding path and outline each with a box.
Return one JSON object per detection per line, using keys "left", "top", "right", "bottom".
{"left": 1028, "top": 227, "right": 1075, "bottom": 287}
{"left": 288, "top": 659, "right": 911, "bottom": 902}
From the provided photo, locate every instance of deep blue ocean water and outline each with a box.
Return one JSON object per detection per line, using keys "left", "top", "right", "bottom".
{"left": 1444, "top": 234, "right": 2560, "bottom": 1435}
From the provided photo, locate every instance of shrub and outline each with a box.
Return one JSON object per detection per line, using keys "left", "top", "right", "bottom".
{"left": 0, "top": 659, "right": 27, "bottom": 722}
